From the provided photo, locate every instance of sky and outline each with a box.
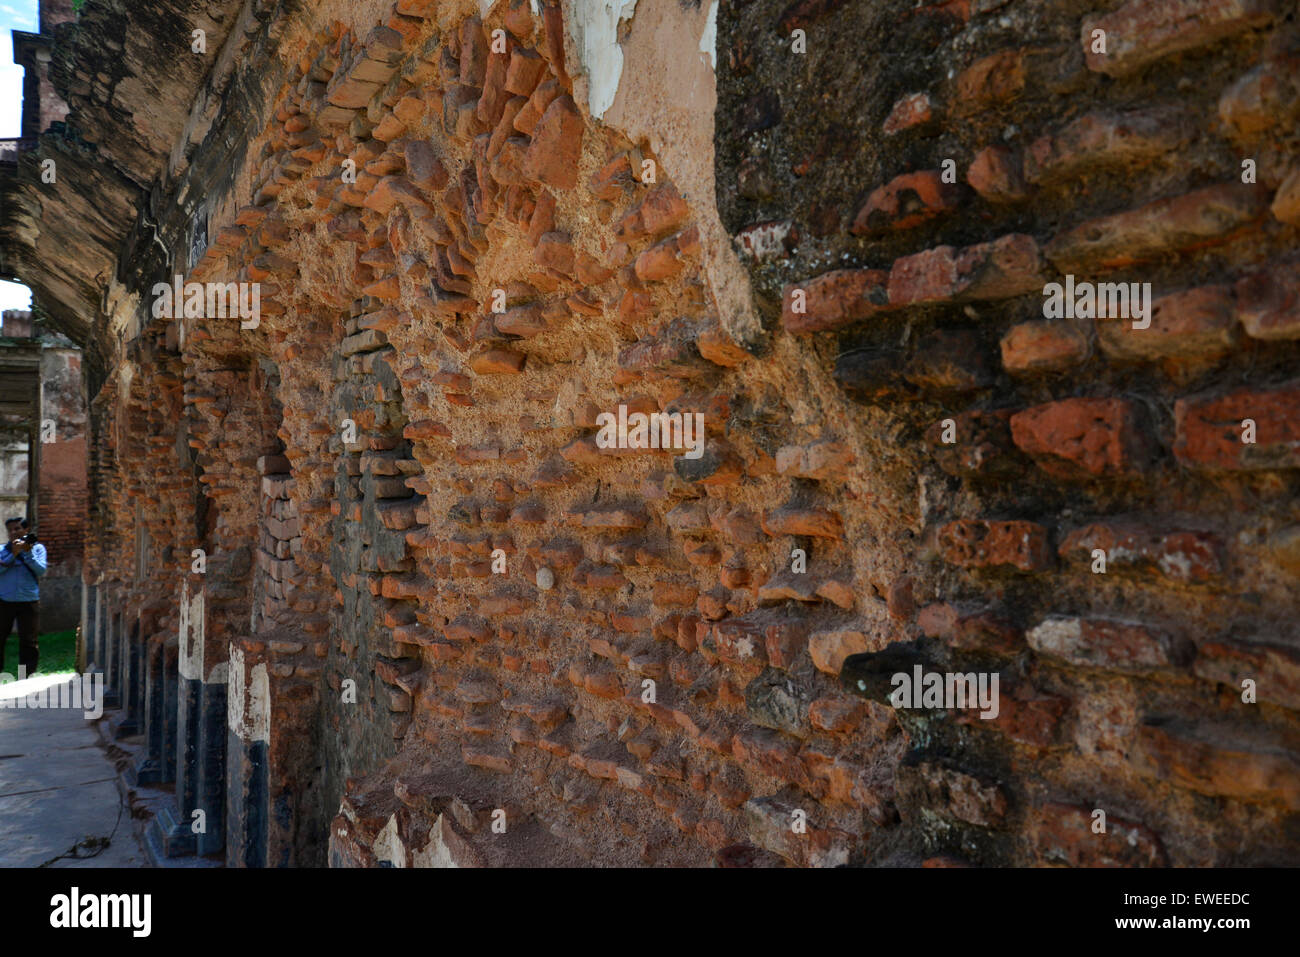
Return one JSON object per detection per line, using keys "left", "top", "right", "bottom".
{"left": 0, "top": 0, "right": 40, "bottom": 316}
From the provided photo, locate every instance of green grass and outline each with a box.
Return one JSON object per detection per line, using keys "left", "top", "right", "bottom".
{"left": 1, "top": 628, "right": 77, "bottom": 676}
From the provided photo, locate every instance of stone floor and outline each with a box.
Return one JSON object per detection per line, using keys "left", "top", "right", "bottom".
{"left": 0, "top": 673, "right": 147, "bottom": 867}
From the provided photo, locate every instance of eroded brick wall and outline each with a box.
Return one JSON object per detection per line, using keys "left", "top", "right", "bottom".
{"left": 69, "top": 0, "right": 1300, "bottom": 868}
{"left": 714, "top": 0, "right": 1300, "bottom": 865}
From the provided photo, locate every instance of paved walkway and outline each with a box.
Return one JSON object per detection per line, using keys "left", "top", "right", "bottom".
{"left": 0, "top": 673, "right": 146, "bottom": 867}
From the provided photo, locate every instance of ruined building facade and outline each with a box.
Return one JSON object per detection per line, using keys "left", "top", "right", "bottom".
{"left": 1, "top": 0, "right": 1298, "bottom": 866}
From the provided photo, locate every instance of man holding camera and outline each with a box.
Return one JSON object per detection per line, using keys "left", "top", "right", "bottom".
{"left": 0, "top": 517, "right": 47, "bottom": 675}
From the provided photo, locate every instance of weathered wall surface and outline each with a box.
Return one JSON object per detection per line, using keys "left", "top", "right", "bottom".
{"left": 715, "top": 0, "right": 1300, "bottom": 865}
{"left": 4, "top": 0, "right": 1299, "bottom": 867}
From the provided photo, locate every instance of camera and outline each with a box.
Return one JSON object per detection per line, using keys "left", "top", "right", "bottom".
{"left": 14, "top": 533, "right": 36, "bottom": 546}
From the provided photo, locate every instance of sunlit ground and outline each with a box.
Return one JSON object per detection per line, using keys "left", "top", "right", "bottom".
{"left": 0, "top": 669, "right": 78, "bottom": 701}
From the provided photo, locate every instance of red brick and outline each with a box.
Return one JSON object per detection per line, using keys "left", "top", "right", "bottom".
{"left": 761, "top": 507, "right": 844, "bottom": 539}
{"left": 775, "top": 439, "right": 854, "bottom": 480}
{"left": 470, "top": 348, "right": 526, "bottom": 374}
{"left": 522, "top": 95, "right": 583, "bottom": 189}
{"left": 1098, "top": 285, "right": 1239, "bottom": 360}
{"left": 1174, "top": 385, "right": 1300, "bottom": 470}
{"left": 782, "top": 269, "right": 891, "bottom": 334}
{"left": 966, "top": 145, "right": 1025, "bottom": 202}
{"left": 809, "top": 695, "right": 867, "bottom": 733}
{"left": 957, "top": 690, "right": 1067, "bottom": 748}
{"left": 1059, "top": 522, "right": 1222, "bottom": 583}
{"left": 1027, "top": 615, "right": 1193, "bottom": 672}
{"left": 1084, "top": 0, "right": 1276, "bottom": 78}
{"left": 616, "top": 183, "right": 689, "bottom": 243}
{"left": 1195, "top": 639, "right": 1300, "bottom": 711}
{"left": 850, "top": 170, "right": 963, "bottom": 236}
{"left": 1045, "top": 184, "right": 1267, "bottom": 271}
{"left": 1218, "top": 56, "right": 1300, "bottom": 137}
{"left": 534, "top": 231, "right": 575, "bottom": 276}
{"left": 1000, "top": 320, "right": 1089, "bottom": 374}
{"left": 1010, "top": 397, "right": 1150, "bottom": 478}
{"left": 1272, "top": 167, "right": 1300, "bottom": 226}
{"left": 809, "top": 628, "right": 876, "bottom": 675}
{"left": 937, "top": 519, "right": 1052, "bottom": 572}
{"left": 1025, "top": 108, "right": 1189, "bottom": 186}
{"left": 504, "top": 48, "right": 546, "bottom": 96}
{"left": 882, "top": 92, "right": 934, "bottom": 135}
{"left": 889, "top": 234, "right": 1043, "bottom": 305}
{"left": 1235, "top": 265, "right": 1300, "bottom": 340}
{"left": 513, "top": 78, "right": 560, "bottom": 137}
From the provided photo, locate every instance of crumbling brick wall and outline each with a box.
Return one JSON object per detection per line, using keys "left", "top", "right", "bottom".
{"left": 52, "top": 0, "right": 1300, "bottom": 867}
{"left": 713, "top": 0, "right": 1300, "bottom": 865}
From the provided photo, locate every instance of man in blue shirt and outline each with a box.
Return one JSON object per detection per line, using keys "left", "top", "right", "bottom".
{"left": 0, "top": 517, "right": 47, "bottom": 675}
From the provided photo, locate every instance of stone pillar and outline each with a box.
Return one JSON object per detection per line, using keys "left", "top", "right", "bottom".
{"left": 161, "top": 636, "right": 179, "bottom": 784}
{"left": 115, "top": 614, "right": 139, "bottom": 736}
{"left": 226, "top": 643, "right": 269, "bottom": 868}
{"left": 160, "top": 579, "right": 204, "bottom": 856}
{"left": 134, "top": 637, "right": 165, "bottom": 784}
{"left": 170, "top": 579, "right": 227, "bottom": 857}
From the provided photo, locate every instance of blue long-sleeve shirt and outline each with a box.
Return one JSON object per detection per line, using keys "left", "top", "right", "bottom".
{"left": 0, "top": 542, "right": 46, "bottom": 602}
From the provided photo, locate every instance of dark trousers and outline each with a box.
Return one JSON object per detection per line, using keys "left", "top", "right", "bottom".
{"left": 0, "top": 599, "right": 38, "bottom": 675}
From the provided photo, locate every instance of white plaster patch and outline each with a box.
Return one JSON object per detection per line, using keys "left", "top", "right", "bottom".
{"left": 573, "top": 0, "right": 639, "bottom": 119}
{"left": 227, "top": 644, "right": 245, "bottom": 732}
{"left": 246, "top": 660, "right": 268, "bottom": 741}
{"left": 699, "top": 0, "right": 718, "bottom": 71}
{"left": 226, "top": 648, "right": 267, "bottom": 741}
{"left": 1026, "top": 616, "right": 1083, "bottom": 658}
{"left": 373, "top": 814, "right": 407, "bottom": 867}
{"left": 178, "top": 581, "right": 205, "bottom": 681}
{"left": 411, "top": 813, "right": 460, "bottom": 868}
{"left": 735, "top": 220, "right": 794, "bottom": 261}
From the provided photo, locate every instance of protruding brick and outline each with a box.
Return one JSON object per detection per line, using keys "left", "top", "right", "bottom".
{"left": 1098, "top": 285, "right": 1239, "bottom": 360}
{"left": 1059, "top": 522, "right": 1222, "bottom": 583}
{"left": 1195, "top": 639, "right": 1300, "bottom": 711}
{"left": 1010, "top": 397, "right": 1150, "bottom": 478}
{"left": 889, "top": 234, "right": 1044, "bottom": 305}
{"left": 522, "top": 95, "right": 583, "bottom": 189}
{"left": 1175, "top": 385, "right": 1300, "bottom": 470}
{"left": 1235, "top": 265, "right": 1300, "bottom": 340}
{"left": 1024, "top": 108, "right": 1190, "bottom": 185}
{"left": 1084, "top": 0, "right": 1276, "bottom": 78}
{"left": 882, "top": 92, "right": 934, "bottom": 135}
{"left": 966, "top": 146, "right": 1025, "bottom": 202}
{"left": 938, "top": 519, "right": 1052, "bottom": 572}
{"left": 1027, "top": 615, "right": 1193, "bottom": 672}
{"left": 850, "top": 170, "right": 963, "bottom": 236}
{"left": 782, "top": 269, "right": 891, "bottom": 334}
{"left": 762, "top": 507, "right": 844, "bottom": 539}
{"left": 1000, "top": 320, "right": 1089, "bottom": 374}
{"left": 1045, "top": 184, "right": 1267, "bottom": 272}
